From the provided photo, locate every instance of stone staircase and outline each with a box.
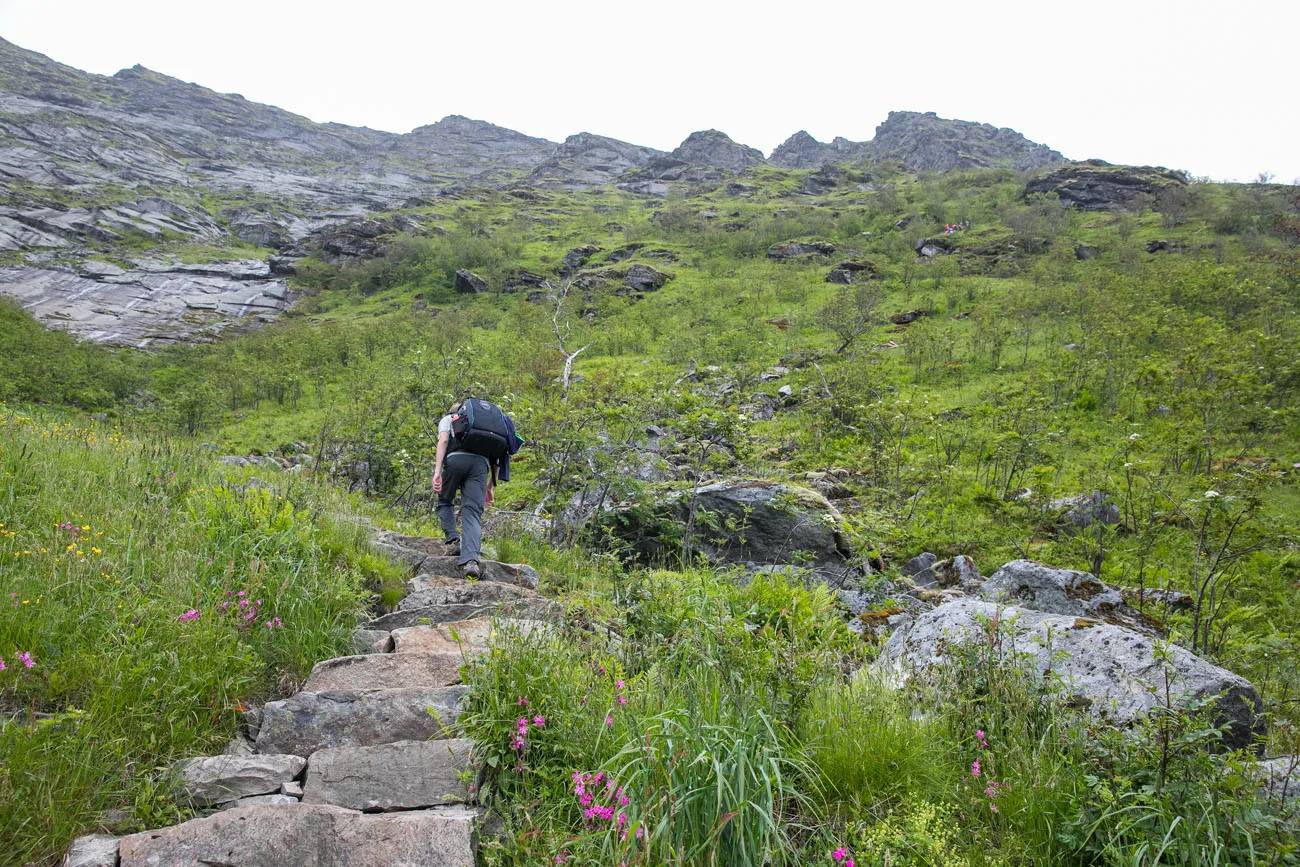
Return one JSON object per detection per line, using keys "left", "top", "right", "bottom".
{"left": 63, "top": 530, "right": 554, "bottom": 867}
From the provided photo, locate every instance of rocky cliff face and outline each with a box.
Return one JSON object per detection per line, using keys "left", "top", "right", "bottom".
{"left": 0, "top": 37, "right": 1074, "bottom": 346}
{"left": 870, "top": 111, "right": 1067, "bottom": 173}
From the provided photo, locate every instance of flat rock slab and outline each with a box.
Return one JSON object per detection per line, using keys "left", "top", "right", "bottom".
{"left": 255, "top": 687, "right": 466, "bottom": 756}
{"left": 173, "top": 754, "right": 306, "bottom": 806}
{"left": 62, "top": 834, "right": 118, "bottom": 867}
{"left": 118, "top": 803, "right": 478, "bottom": 867}
{"left": 303, "top": 738, "right": 474, "bottom": 811}
{"left": 399, "top": 576, "right": 538, "bottom": 611}
{"left": 302, "top": 652, "right": 465, "bottom": 692}
{"left": 391, "top": 619, "right": 549, "bottom": 654}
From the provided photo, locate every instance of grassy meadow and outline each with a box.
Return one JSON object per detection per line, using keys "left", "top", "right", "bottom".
{"left": 2, "top": 163, "right": 1299, "bottom": 864}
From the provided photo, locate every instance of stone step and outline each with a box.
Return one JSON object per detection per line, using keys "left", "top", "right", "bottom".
{"left": 391, "top": 619, "right": 549, "bottom": 654}
{"left": 351, "top": 628, "right": 394, "bottom": 654}
{"left": 173, "top": 754, "right": 307, "bottom": 807}
{"left": 415, "top": 554, "right": 540, "bottom": 590}
{"left": 372, "top": 532, "right": 539, "bottom": 589}
{"left": 400, "top": 574, "right": 538, "bottom": 610}
{"left": 255, "top": 686, "right": 465, "bottom": 756}
{"left": 302, "top": 652, "right": 465, "bottom": 692}
{"left": 118, "top": 803, "right": 478, "bottom": 867}
{"left": 303, "top": 738, "right": 475, "bottom": 811}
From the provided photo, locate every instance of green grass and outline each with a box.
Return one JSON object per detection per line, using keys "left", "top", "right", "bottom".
{"left": 0, "top": 407, "right": 399, "bottom": 865}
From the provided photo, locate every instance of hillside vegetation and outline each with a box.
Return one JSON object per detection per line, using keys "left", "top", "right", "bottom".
{"left": 3, "top": 162, "right": 1300, "bottom": 864}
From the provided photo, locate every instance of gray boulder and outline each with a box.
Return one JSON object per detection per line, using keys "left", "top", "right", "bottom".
{"left": 117, "top": 803, "right": 479, "bottom": 867}
{"left": 623, "top": 264, "right": 671, "bottom": 293}
{"left": 597, "top": 481, "right": 856, "bottom": 586}
{"left": 767, "top": 241, "right": 836, "bottom": 260}
{"left": 934, "top": 555, "right": 982, "bottom": 588}
{"left": 172, "top": 754, "right": 307, "bottom": 807}
{"left": 453, "top": 269, "right": 488, "bottom": 294}
{"left": 62, "top": 835, "right": 118, "bottom": 867}
{"left": 303, "top": 739, "right": 475, "bottom": 811}
{"left": 879, "top": 598, "right": 1264, "bottom": 750}
{"left": 255, "top": 687, "right": 467, "bottom": 756}
{"left": 1050, "top": 491, "right": 1120, "bottom": 534}
{"left": 978, "top": 559, "right": 1157, "bottom": 634}
{"left": 221, "top": 793, "right": 300, "bottom": 809}
{"left": 902, "top": 552, "right": 938, "bottom": 587}
{"left": 560, "top": 245, "right": 601, "bottom": 275}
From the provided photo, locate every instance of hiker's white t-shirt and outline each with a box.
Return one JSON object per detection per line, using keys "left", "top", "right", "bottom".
{"left": 438, "top": 414, "right": 455, "bottom": 436}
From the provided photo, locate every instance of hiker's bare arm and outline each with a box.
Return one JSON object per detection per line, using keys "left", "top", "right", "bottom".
{"left": 433, "top": 431, "right": 450, "bottom": 492}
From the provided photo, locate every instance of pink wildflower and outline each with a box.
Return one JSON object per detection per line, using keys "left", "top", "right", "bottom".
{"left": 533, "top": 715, "right": 546, "bottom": 727}
{"left": 616, "top": 679, "right": 626, "bottom": 689}
{"left": 605, "top": 715, "right": 614, "bottom": 726}
{"left": 17, "top": 651, "right": 34, "bottom": 669}
{"left": 617, "top": 695, "right": 627, "bottom": 705}
{"left": 976, "top": 729, "right": 986, "bottom": 740}
{"left": 971, "top": 760, "right": 981, "bottom": 777}
{"left": 517, "top": 696, "right": 529, "bottom": 707}
{"left": 0, "top": 657, "right": 6, "bottom": 671}
{"left": 832, "top": 847, "right": 847, "bottom": 861}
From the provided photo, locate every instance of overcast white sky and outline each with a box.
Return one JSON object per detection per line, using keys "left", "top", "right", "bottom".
{"left": 2, "top": 0, "right": 1295, "bottom": 183}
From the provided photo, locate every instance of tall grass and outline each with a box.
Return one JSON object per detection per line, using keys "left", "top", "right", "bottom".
{"left": 0, "top": 406, "right": 394, "bottom": 865}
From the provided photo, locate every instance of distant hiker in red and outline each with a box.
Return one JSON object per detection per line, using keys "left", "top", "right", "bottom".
{"left": 432, "top": 398, "right": 522, "bottom": 578}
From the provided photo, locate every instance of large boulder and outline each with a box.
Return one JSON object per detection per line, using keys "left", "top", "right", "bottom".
{"left": 453, "top": 269, "right": 488, "bottom": 294}
{"left": 978, "top": 560, "right": 1158, "bottom": 635}
{"left": 117, "top": 803, "right": 478, "bottom": 867}
{"left": 172, "top": 754, "right": 307, "bottom": 807}
{"left": 598, "top": 481, "right": 856, "bottom": 585}
{"left": 878, "top": 598, "right": 1264, "bottom": 750}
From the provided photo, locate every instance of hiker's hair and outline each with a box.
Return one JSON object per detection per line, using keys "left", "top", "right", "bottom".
{"left": 448, "top": 400, "right": 463, "bottom": 414}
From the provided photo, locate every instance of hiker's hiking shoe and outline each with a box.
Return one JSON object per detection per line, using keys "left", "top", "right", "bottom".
{"left": 462, "top": 560, "right": 481, "bottom": 579}
{"left": 443, "top": 538, "right": 460, "bottom": 557}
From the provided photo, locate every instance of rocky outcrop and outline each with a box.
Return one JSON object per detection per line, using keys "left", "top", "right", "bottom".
{"left": 871, "top": 111, "right": 1066, "bottom": 173}
{"left": 769, "top": 131, "right": 830, "bottom": 169}
{"left": 668, "top": 129, "right": 765, "bottom": 173}
{"left": 622, "top": 264, "right": 672, "bottom": 293}
{"left": 768, "top": 240, "right": 836, "bottom": 260}
{"left": 525, "top": 132, "right": 663, "bottom": 190}
{"left": 596, "top": 480, "right": 857, "bottom": 586}
{"left": 454, "top": 269, "right": 488, "bottom": 294}
{"left": 0, "top": 259, "right": 292, "bottom": 347}
{"left": 1024, "top": 160, "right": 1187, "bottom": 210}
{"left": 879, "top": 597, "right": 1264, "bottom": 750}
{"left": 768, "top": 130, "right": 873, "bottom": 169}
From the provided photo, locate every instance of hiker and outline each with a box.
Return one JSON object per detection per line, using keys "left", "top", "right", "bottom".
{"left": 432, "top": 398, "right": 520, "bottom": 578}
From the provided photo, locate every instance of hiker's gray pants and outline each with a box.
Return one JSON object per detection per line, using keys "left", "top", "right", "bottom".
{"left": 436, "top": 452, "right": 489, "bottom": 566}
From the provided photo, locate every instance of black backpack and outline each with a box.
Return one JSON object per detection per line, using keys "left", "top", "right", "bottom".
{"left": 449, "top": 397, "right": 523, "bottom": 461}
